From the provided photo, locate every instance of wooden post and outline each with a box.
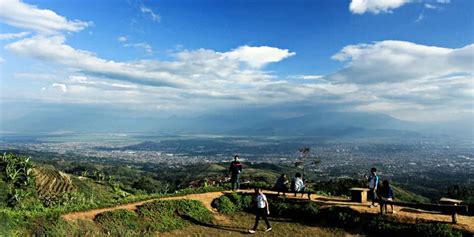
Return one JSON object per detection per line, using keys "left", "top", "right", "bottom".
{"left": 361, "top": 190, "right": 367, "bottom": 203}
{"left": 439, "top": 198, "right": 462, "bottom": 224}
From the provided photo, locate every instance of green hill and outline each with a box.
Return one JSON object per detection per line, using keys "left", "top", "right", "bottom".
{"left": 0, "top": 153, "right": 467, "bottom": 236}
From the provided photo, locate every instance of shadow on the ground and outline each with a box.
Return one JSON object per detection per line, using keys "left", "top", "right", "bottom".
{"left": 181, "top": 215, "right": 249, "bottom": 234}
{"left": 314, "top": 196, "right": 352, "bottom": 203}
{"left": 399, "top": 207, "right": 441, "bottom": 214}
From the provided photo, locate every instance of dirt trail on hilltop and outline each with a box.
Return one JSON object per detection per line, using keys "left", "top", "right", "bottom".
{"left": 61, "top": 191, "right": 226, "bottom": 221}
{"left": 61, "top": 190, "right": 474, "bottom": 234}
{"left": 350, "top": 205, "right": 474, "bottom": 234}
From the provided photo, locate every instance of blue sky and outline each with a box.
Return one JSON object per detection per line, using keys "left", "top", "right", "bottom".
{"left": 0, "top": 0, "right": 473, "bottom": 129}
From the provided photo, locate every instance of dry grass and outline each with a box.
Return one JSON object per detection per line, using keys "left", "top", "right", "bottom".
{"left": 159, "top": 212, "right": 349, "bottom": 237}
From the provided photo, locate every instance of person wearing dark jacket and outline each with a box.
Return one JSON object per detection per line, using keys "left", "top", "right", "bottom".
{"left": 273, "top": 174, "right": 288, "bottom": 195}
{"left": 379, "top": 180, "right": 395, "bottom": 214}
{"left": 228, "top": 155, "right": 242, "bottom": 191}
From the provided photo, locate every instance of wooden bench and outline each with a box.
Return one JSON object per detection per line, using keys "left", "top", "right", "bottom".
{"left": 349, "top": 188, "right": 370, "bottom": 203}
{"left": 439, "top": 197, "right": 463, "bottom": 224}
{"left": 379, "top": 199, "right": 468, "bottom": 224}
{"left": 265, "top": 188, "right": 315, "bottom": 200}
{"left": 290, "top": 190, "right": 315, "bottom": 200}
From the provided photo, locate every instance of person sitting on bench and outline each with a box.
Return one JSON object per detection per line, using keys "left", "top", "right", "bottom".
{"left": 273, "top": 174, "right": 289, "bottom": 195}
{"left": 291, "top": 173, "right": 305, "bottom": 196}
{"left": 379, "top": 180, "right": 395, "bottom": 214}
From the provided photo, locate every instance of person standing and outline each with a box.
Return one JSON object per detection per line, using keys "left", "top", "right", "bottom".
{"left": 367, "top": 167, "right": 379, "bottom": 207}
{"left": 248, "top": 188, "right": 272, "bottom": 234}
{"left": 228, "top": 155, "right": 242, "bottom": 191}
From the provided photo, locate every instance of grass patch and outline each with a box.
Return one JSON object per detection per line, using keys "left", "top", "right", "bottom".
{"left": 0, "top": 186, "right": 222, "bottom": 235}
{"left": 95, "top": 209, "right": 142, "bottom": 236}
{"left": 137, "top": 199, "right": 213, "bottom": 232}
{"left": 214, "top": 193, "right": 463, "bottom": 237}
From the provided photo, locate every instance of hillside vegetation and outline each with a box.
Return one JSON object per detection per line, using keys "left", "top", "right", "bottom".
{"left": 33, "top": 167, "right": 75, "bottom": 198}
{"left": 0, "top": 153, "right": 471, "bottom": 236}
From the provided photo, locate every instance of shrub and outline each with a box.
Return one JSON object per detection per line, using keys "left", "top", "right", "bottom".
{"left": 268, "top": 198, "right": 319, "bottom": 220}
{"left": 174, "top": 199, "right": 213, "bottom": 224}
{"left": 28, "top": 216, "right": 100, "bottom": 236}
{"left": 413, "top": 222, "right": 462, "bottom": 237}
{"left": 240, "top": 194, "right": 253, "bottom": 211}
{"left": 1, "top": 153, "right": 35, "bottom": 208}
{"left": 137, "top": 199, "right": 213, "bottom": 232}
{"left": 321, "top": 206, "right": 361, "bottom": 228}
{"left": 95, "top": 209, "right": 142, "bottom": 235}
{"left": 215, "top": 193, "right": 320, "bottom": 220}
{"left": 314, "top": 178, "right": 366, "bottom": 197}
{"left": 0, "top": 211, "right": 15, "bottom": 236}
{"left": 138, "top": 201, "right": 188, "bottom": 232}
{"left": 367, "top": 218, "right": 462, "bottom": 237}
{"left": 211, "top": 195, "right": 238, "bottom": 214}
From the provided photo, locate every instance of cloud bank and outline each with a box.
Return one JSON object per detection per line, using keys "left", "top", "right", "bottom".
{"left": 0, "top": 0, "right": 90, "bottom": 34}
{"left": 349, "top": 0, "right": 451, "bottom": 14}
{"left": 349, "top": 0, "right": 411, "bottom": 14}
{"left": 1, "top": 0, "right": 472, "bottom": 122}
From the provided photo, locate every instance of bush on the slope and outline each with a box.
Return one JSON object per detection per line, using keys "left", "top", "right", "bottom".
{"left": 175, "top": 199, "right": 214, "bottom": 224}
{"left": 211, "top": 195, "right": 238, "bottom": 214}
{"left": 95, "top": 209, "right": 142, "bottom": 236}
{"left": 215, "top": 193, "right": 462, "bottom": 237}
{"left": 367, "top": 217, "right": 462, "bottom": 237}
{"left": 137, "top": 199, "right": 213, "bottom": 232}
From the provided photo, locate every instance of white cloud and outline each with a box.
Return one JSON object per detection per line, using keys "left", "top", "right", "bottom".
{"left": 117, "top": 36, "right": 128, "bottom": 42}
{"left": 0, "top": 0, "right": 90, "bottom": 34}
{"left": 223, "top": 45, "right": 295, "bottom": 68}
{"left": 327, "top": 40, "right": 474, "bottom": 121}
{"left": 6, "top": 35, "right": 472, "bottom": 121}
{"left": 69, "top": 75, "right": 88, "bottom": 82}
{"left": 52, "top": 83, "right": 67, "bottom": 92}
{"left": 288, "top": 75, "right": 324, "bottom": 80}
{"left": 124, "top": 42, "right": 153, "bottom": 54}
{"left": 330, "top": 40, "right": 473, "bottom": 84}
{"left": 0, "top": 57, "right": 4, "bottom": 63}
{"left": 415, "top": 13, "right": 424, "bottom": 22}
{"left": 349, "top": 0, "right": 411, "bottom": 14}
{"left": 5, "top": 35, "right": 190, "bottom": 88}
{"left": 140, "top": 5, "right": 160, "bottom": 22}
{"left": 424, "top": 3, "right": 437, "bottom": 9}
{"left": 13, "top": 72, "right": 60, "bottom": 81}
{"left": 0, "top": 31, "right": 30, "bottom": 40}
{"left": 5, "top": 34, "right": 298, "bottom": 90}
{"left": 0, "top": 0, "right": 469, "bottom": 121}
{"left": 349, "top": 0, "right": 451, "bottom": 14}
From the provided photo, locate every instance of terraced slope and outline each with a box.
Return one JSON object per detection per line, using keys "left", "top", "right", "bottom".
{"left": 32, "top": 167, "right": 75, "bottom": 198}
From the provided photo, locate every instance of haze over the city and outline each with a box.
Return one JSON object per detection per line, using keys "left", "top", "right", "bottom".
{"left": 0, "top": 0, "right": 473, "bottom": 137}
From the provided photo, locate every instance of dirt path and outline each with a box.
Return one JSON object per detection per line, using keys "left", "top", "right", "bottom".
{"left": 61, "top": 189, "right": 276, "bottom": 221}
{"left": 62, "top": 191, "right": 226, "bottom": 221}
{"left": 350, "top": 204, "right": 474, "bottom": 234}
{"left": 311, "top": 195, "right": 474, "bottom": 234}
{"left": 61, "top": 190, "right": 474, "bottom": 234}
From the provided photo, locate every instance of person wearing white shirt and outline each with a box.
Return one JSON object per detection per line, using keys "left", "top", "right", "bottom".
{"left": 291, "top": 172, "right": 306, "bottom": 197}
{"left": 248, "top": 188, "right": 272, "bottom": 233}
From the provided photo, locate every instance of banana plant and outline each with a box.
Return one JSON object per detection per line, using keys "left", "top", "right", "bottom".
{"left": 1, "top": 153, "right": 35, "bottom": 208}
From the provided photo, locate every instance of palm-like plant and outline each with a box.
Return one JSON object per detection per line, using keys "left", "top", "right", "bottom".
{"left": 1, "top": 153, "right": 34, "bottom": 208}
